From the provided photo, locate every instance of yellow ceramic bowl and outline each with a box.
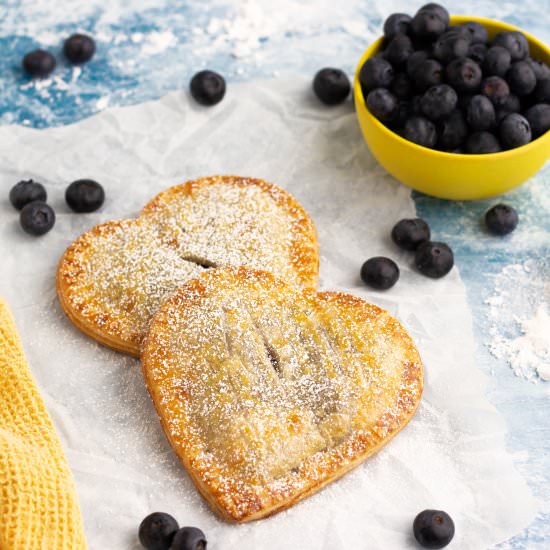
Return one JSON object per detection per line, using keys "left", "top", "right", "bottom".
{"left": 354, "top": 16, "right": 550, "bottom": 200}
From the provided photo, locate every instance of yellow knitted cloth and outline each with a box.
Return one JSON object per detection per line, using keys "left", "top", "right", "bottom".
{"left": 0, "top": 298, "right": 87, "bottom": 549}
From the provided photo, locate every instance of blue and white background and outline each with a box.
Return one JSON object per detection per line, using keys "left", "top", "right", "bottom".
{"left": 1, "top": 0, "right": 549, "bottom": 547}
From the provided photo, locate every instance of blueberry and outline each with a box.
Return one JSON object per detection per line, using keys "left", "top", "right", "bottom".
{"left": 190, "top": 70, "right": 226, "bottom": 106}
{"left": 63, "top": 34, "right": 96, "bottom": 64}
{"left": 500, "top": 93, "right": 521, "bottom": 113}
{"left": 360, "top": 257, "right": 399, "bottom": 290}
{"left": 9, "top": 179, "right": 47, "bottom": 210}
{"left": 506, "top": 61, "right": 537, "bottom": 96}
{"left": 499, "top": 113, "right": 531, "bottom": 149}
{"left": 410, "top": 94, "right": 424, "bottom": 115}
{"left": 20, "top": 202, "right": 55, "bottom": 236}
{"left": 466, "top": 95, "right": 496, "bottom": 131}
{"left": 170, "top": 527, "right": 207, "bottom": 550}
{"left": 387, "top": 101, "right": 411, "bottom": 130}
{"left": 407, "top": 50, "right": 429, "bottom": 79}
{"left": 412, "top": 59, "right": 443, "bottom": 92}
{"left": 417, "top": 3, "right": 450, "bottom": 27}
{"left": 410, "top": 10, "right": 447, "bottom": 41}
{"left": 533, "top": 78, "right": 550, "bottom": 103}
{"left": 481, "top": 76, "right": 510, "bottom": 107}
{"left": 420, "top": 84, "right": 457, "bottom": 121}
{"left": 65, "top": 179, "right": 105, "bottom": 213}
{"left": 525, "top": 103, "right": 550, "bottom": 138}
{"left": 492, "top": 31, "right": 529, "bottom": 61}
{"left": 22, "top": 49, "right": 56, "bottom": 78}
{"left": 413, "top": 509, "right": 455, "bottom": 548}
{"left": 433, "top": 30, "right": 471, "bottom": 64}
{"left": 138, "top": 512, "right": 179, "bottom": 550}
{"left": 438, "top": 110, "right": 468, "bottom": 149}
{"left": 483, "top": 46, "right": 512, "bottom": 77}
{"left": 313, "top": 68, "right": 350, "bottom": 105}
{"left": 415, "top": 241, "right": 454, "bottom": 278}
{"left": 403, "top": 116, "right": 437, "bottom": 148}
{"left": 485, "top": 204, "right": 519, "bottom": 236}
{"left": 390, "top": 72, "right": 413, "bottom": 99}
{"left": 445, "top": 57, "right": 482, "bottom": 93}
{"left": 525, "top": 57, "right": 550, "bottom": 81}
{"left": 391, "top": 218, "right": 431, "bottom": 251}
{"left": 468, "top": 42, "right": 487, "bottom": 65}
{"left": 359, "top": 57, "right": 394, "bottom": 94}
{"left": 465, "top": 131, "right": 501, "bottom": 154}
{"left": 457, "top": 92, "right": 474, "bottom": 112}
{"left": 383, "top": 13, "right": 412, "bottom": 40}
{"left": 459, "top": 21, "right": 488, "bottom": 44}
{"left": 385, "top": 34, "right": 414, "bottom": 68}
{"left": 366, "top": 88, "right": 399, "bottom": 122}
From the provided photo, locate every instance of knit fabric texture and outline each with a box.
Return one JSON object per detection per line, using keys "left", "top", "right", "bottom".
{"left": 0, "top": 298, "right": 87, "bottom": 549}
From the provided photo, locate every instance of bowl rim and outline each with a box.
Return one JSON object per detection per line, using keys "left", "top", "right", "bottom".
{"left": 354, "top": 15, "right": 550, "bottom": 159}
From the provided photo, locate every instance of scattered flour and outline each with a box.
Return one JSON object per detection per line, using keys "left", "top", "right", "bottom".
{"left": 486, "top": 261, "right": 550, "bottom": 382}
{"left": 140, "top": 30, "right": 177, "bottom": 55}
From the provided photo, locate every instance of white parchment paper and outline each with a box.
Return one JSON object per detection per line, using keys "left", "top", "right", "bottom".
{"left": 0, "top": 79, "right": 537, "bottom": 549}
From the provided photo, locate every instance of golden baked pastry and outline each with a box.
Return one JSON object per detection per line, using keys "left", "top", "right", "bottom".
{"left": 57, "top": 176, "right": 319, "bottom": 356}
{"left": 142, "top": 266, "right": 423, "bottom": 522}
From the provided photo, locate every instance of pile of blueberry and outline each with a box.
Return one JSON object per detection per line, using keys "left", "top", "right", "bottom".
{"left": 23, "top": 34, "right": 96, "bottom": 78}
{"left": 360, "top": 3, "right": 550, "bottom": 153}
{"left": 138, "top": 512, "right": 206, "bottom": 550}
{"left": 8, "top": 178, "right": 105, "bottom": 236}
{"left": 360, "top": 202, "right": 518, "bottom": 290}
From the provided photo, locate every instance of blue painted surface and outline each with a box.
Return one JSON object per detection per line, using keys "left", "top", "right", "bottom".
{"left": 1, "top": 0, "right": 549, "bottom": 547}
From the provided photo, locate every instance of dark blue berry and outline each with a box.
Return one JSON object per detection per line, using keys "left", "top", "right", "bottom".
{"left": 500, "top": 93, "right": 521, "bottom": 113}
{"left": 410, "top": 10, "right": 447, "bottom": 41}
{"left": 22, "top": 49, "right": 56, "bottom": 78}
{"left": 63, "top": 34, "right": 96, "bottom": 64}
{"left": 407, "top": 50, "right": 429, "bottom": 79}
{"left": 385, "top": 34, "right": 414, "bottom": 68}
{"left": 420, "top": 84, "right": 457, "bottom": 121}
{"left": 460, "top": 21, "right": 488, "bottom": 44}
{"left": 417, "top": 3, "right": 450, "bottom": 27}
{"left": 410, "top": 94, "right": 424, "bottom": 115}
{"left": 438, "top": 110, "right": 468, "bottom": 149}
{"left": 9, "top": 179, "right": 47, "bottom": 210}
{"left": 533, "top": 79, "right": 550, "bottom": 103}
{"left": 359, "top": 57, "right": 394, "bottom": 94}
{"left": 412, "top": 59, "right": 443, "bottom": 92}
{"left": 483, "top": 46, "right": 511, "bottom": 77}
{"left": 391, "top": 218, "right": 431, "bottom": 250}
{"left": 413, "top": 509, "right": 455, "bottom": 548}
{"left": 468, "top": 42, "right": 487, "bottom": 65}
{"left": 485, "top": 204, "right": 518, "bottom": 235}
{"left": 445, "top": 57, "right": 482, "bottom": 93}
{"left": 525, "top": 103, "right": 550, "bottom": 138}
{"left": 465, "top": 131, "right": 501, "bottom": 154}
{"left": 525, "top": 57, "right": 550, "bottom": 81}
{"left": 499, "top": 113, "right": 532, "bottom": 149}
{"left": 138, "top": 512, "right": 179, "bottom": 550}
{"left": 432, "top": 30, "right": 471, "bottom": 64}
{"left": 390, "top": 72, "right": 413, "bottom": 99}
{"left": 457, "top": 92, "right": 474, "bottom": 111}
{"left": 387, "top": 101, "right": 411, "bottom": 130}
{"left": 65, "top": 179, "right": 105, "bottom": 213}
{"left": 190, "top": 70, "right": 226, "bottom": 106}
{"left": 383, "top": 13, "right": 412, "bottom": 41}
{"left": 481, "top": 76, "right": 510, "bottom": 107}
{"left": 403, "top": 116, "right": 437, "bottom": 148}
{"left": 313, "top": 68, "right": 350, "bottom": 105}
{"left": 20, "top": 202, "right": 55, "bottom": 236}
{"left": 492, "top": 31, "right": 529, "bottom": 61}
{"left": 360, "top": 257, "right": 400, "bottom": 290}
{"left": 415, "top": 241, "right": 454, "bottom": 278}
{"left": 467, "top": 95, "right": 496, "bottom": 131}
{"left": 366, "top": 88, "right": 399, "bottom": 122}
{"left": 170, "top": 527, "right": 207, "bottom": 550}
{"left": 506, "top": 61, "right": 537, "bottom": 96}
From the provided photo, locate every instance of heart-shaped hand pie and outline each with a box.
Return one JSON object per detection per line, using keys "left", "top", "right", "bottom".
{"left": 142, "top": 266, "right": 423, "bottom": 522}
{"left": 57, "top": 176, "right": 319, "bottom": 356}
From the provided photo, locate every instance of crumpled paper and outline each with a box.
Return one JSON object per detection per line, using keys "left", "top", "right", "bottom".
{"left": 0, "top": 79, "right": 537, "bottom": 549}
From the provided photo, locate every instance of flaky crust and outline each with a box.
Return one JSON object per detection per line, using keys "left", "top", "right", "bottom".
{"left": 56, "top": 176, "right": 319, "bottom": 357}
{"left": 142, "top": 266, "right": 423, "bottom": 522}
